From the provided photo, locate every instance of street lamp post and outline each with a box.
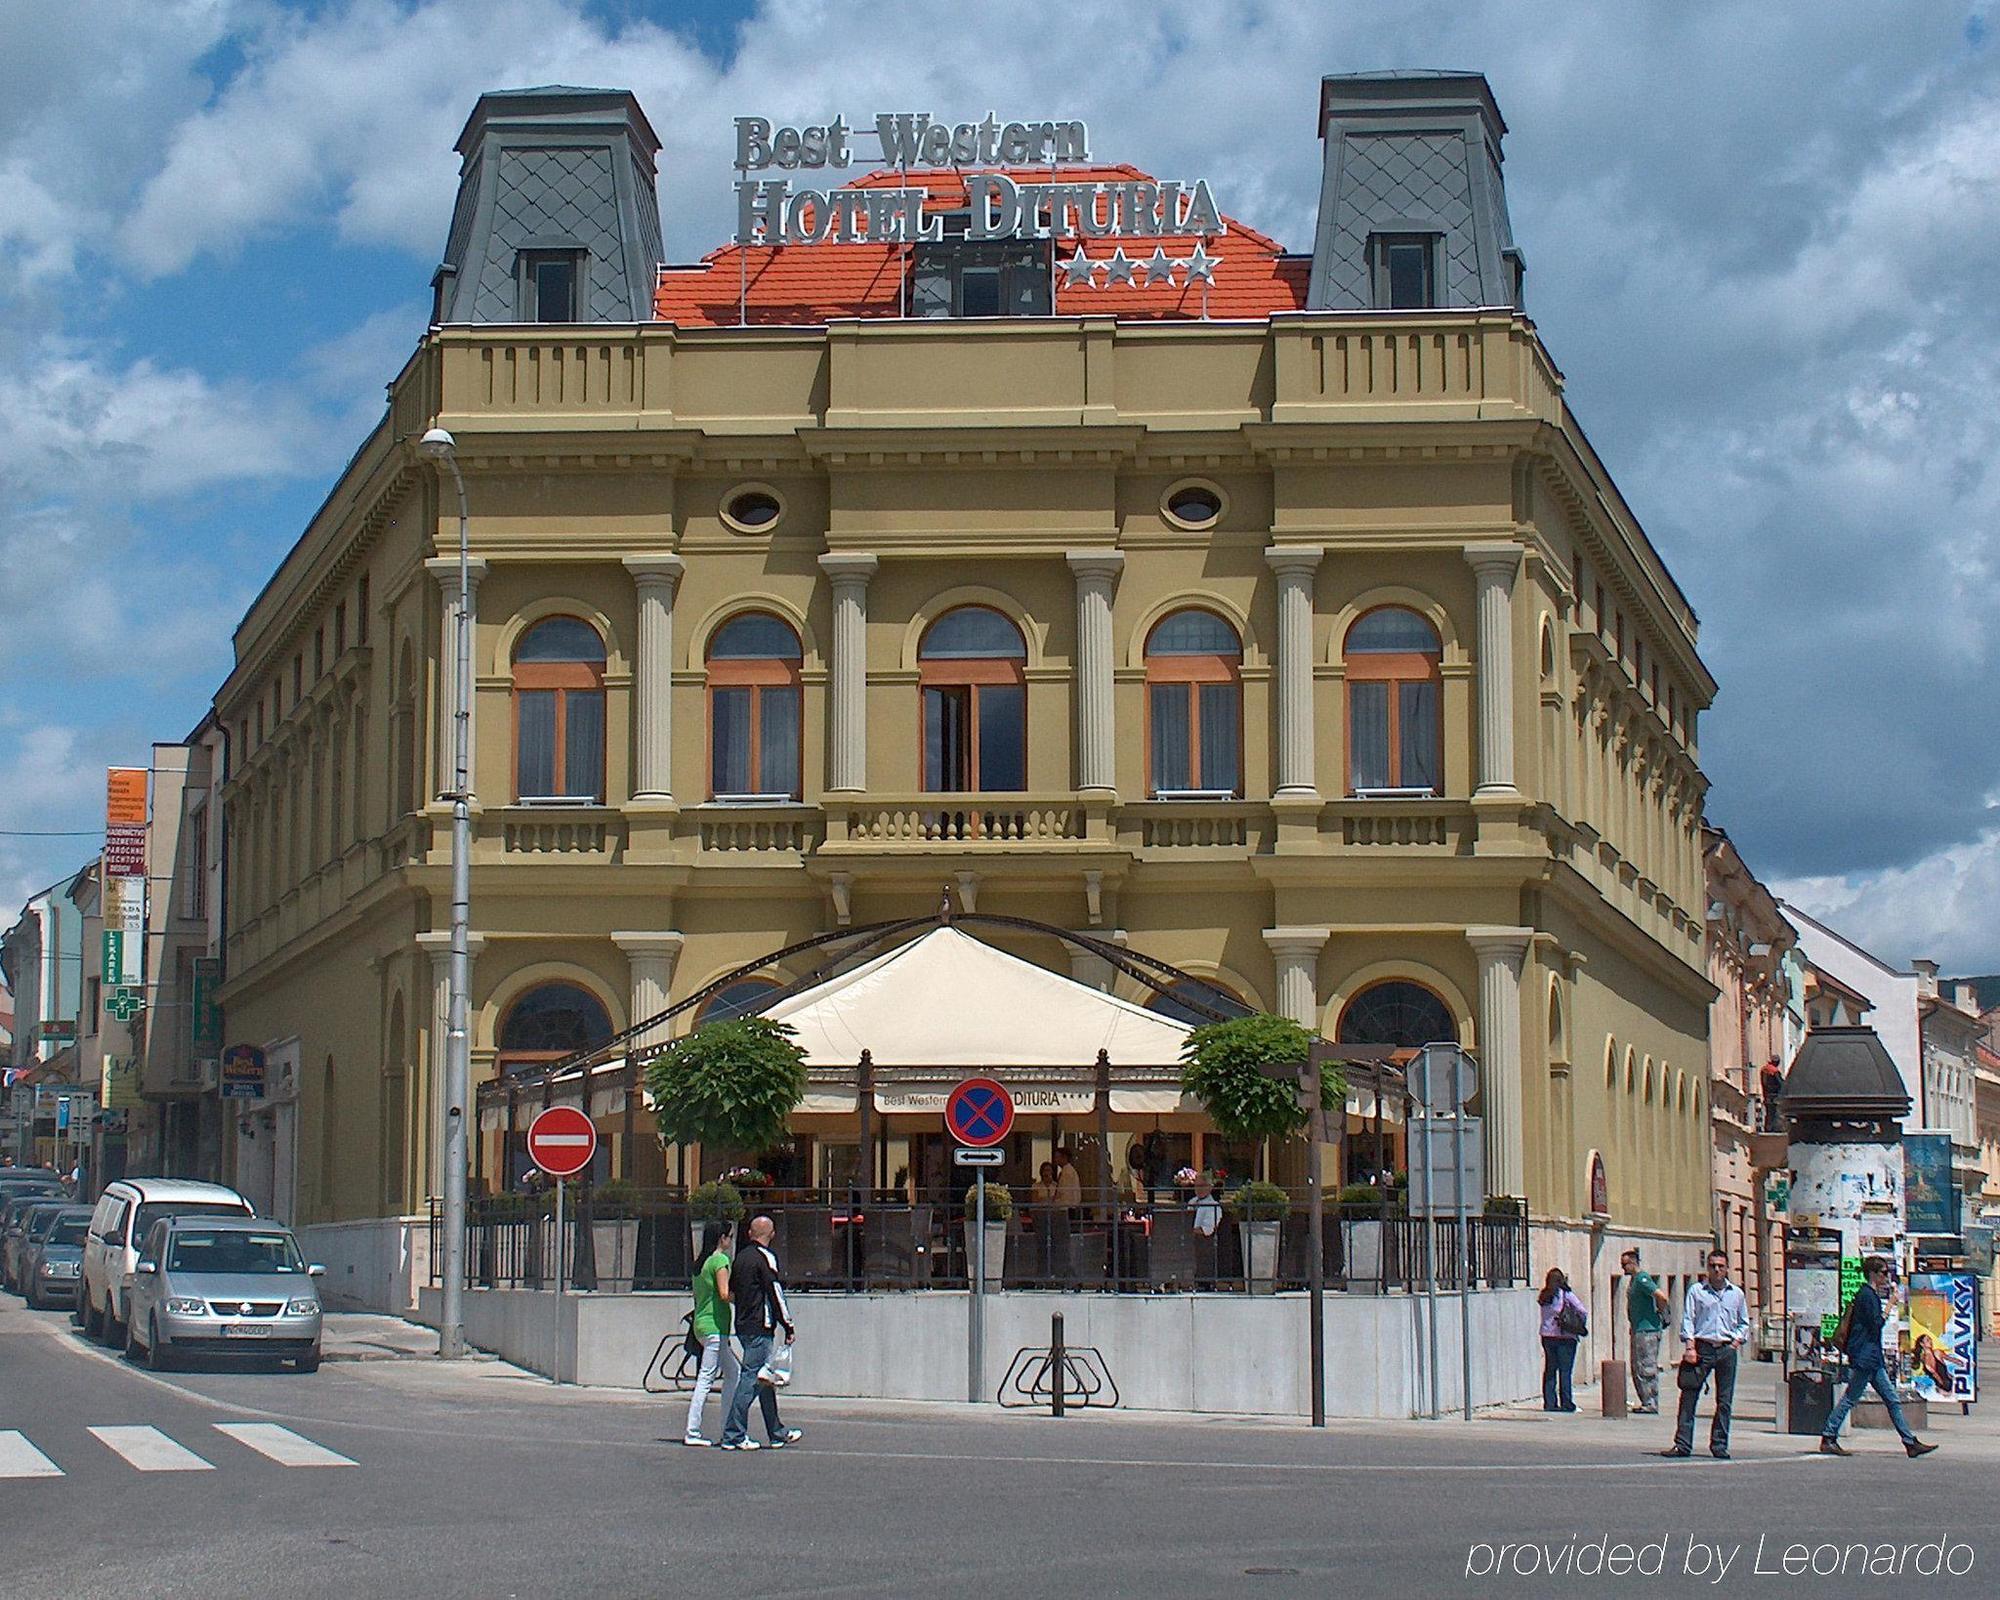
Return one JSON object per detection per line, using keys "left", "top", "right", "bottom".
{"left": 418, "top": 426, "right": 472, "bottom": 1361}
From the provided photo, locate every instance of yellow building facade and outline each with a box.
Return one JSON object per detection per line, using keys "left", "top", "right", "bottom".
{"left": 213, "top": 79, "right": 1718, "bottom": 1307}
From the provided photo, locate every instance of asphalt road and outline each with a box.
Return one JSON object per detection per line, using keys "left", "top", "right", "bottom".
{"left": 0, "top": 1290, "right": 1992, "bottom": 1600}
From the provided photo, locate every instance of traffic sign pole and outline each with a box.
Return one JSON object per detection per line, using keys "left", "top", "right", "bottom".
{"left": 552, "top": 1175, "right": 565, "bottom": 1386}
{"left": 970, "top": 1166, "right": 986, "bottom": 1404}
{"left": 945, "top": 1078, "right": 1014, "bottom": 1405}
{"left": 525, "top": 1105, "right": 597, "bottom": 1387}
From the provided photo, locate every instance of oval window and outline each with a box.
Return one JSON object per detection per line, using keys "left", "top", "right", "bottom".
{"left": 722, "top": 488, "right": 783, "bottom": 533}
{"left": 1163, "top": 483, "right": 1222, "bottom": 529}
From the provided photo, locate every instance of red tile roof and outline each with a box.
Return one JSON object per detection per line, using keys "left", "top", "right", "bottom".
{"left": 655, "top": 164, "right": 1308, "bottom": 327}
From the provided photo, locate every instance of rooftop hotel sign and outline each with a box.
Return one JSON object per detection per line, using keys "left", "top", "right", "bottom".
{"left": 733, "top": 113, "right": 1226, "bottom": 247}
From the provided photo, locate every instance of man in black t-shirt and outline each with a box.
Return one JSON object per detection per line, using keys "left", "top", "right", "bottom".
{"left": 1820, "top": 1256, "right": 1937, "bottom": 1458}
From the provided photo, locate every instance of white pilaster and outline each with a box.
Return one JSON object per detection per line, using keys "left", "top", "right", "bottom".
{"left": 818, "top": 554, "right": 878, "bottom": 794}
{"left": 416, "top": 929, "right": 486, "bottom": 1200}
{"left": 1466, "top": 925, "right": 1533, "bottom": 1200}
{"left": 1066, "top": 929, "right": 1127, "bottom": 993}
{"left": 622, "top": 555, "right": 684, "bottom": 804}
{"left": 1065, "top": 551, "right": 1124, "bottom": 794}
{"left": 613, "top": 931, "right": 685, "bottom": 1055}
{"left": 1263, "top": 926, "right": 1331, "bottom": 1027}
{"left": 1264, "top": 547, "right": 1326, "bottom": 797}
{"left": 426, "top": 556, "right": 490, "bottom": 801}
{"left": 1465, "top": 543, "right": 1525, "bottom": 797}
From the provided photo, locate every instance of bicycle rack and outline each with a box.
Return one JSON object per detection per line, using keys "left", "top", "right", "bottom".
{"left": 642, "top": 1322, "right": 704, "bottom": 1394}
{"left": 999, "top": 1344, "right": 1120, "bottom": 1410}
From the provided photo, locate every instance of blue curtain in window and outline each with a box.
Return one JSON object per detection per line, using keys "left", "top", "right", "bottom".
{"left": 1198, "top": 683, "right": 1239, "bottom": 792}
{"left": 977, "top": 685, "right": 1026, "bottom": 792}
{"left": 761, "top": 686, "right": 800, "bottom": 796}
{"left": 565, "top": 691, "right": 605, "bottom": 800}
{"left": 712, "top": 687, "right": 752, "bottom": 795}
{"left": 1400, "top": 681, "right": 1440, "bottom": 792}
{"left": 1349, "top": 682, "right": 1390, "bottom": 790}
{"left": 516, "top": 691, "right": 556, "bottom": 797}
{"left": 1151, "top": 683, "right": 1190, "bottom": 791}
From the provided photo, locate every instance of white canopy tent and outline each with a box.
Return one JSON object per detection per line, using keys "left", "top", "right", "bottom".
{"left": 761, "top": 925, "right": 1198, "bottom": 1115}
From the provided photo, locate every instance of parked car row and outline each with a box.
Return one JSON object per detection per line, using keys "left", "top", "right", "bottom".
{"left": 1, "top": 1173, "right": 326, "bottom": 1373}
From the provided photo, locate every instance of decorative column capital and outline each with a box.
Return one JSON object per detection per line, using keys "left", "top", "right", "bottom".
{"left": 1065, "top": 550, "right": 1126, "bottom": 586}
{"left": 1263, "top": 925, "right": 1332, "bottom": 963}
{"left": 416, "top": 930, "right": 487, "bottom": 973}
{"left": 1465, "top": 925, "right": 1533, "bottom": 970}
{"left": 1264, "top": 544, "right": 1326, "bottom": 578}
{"left": 424, "top": 556, "right": 491, "bottom": 592}
{"left": 1463, "top": 542, "right": 1525, "bottom": 582}
{"left": 818, "top": 552, "right": 879, "bottom": 587}
{"left": 621, "top": 552, "right": 685, "bottom": 589}
{"left": 611, "top": 930, "right": 686, "bottom": 960}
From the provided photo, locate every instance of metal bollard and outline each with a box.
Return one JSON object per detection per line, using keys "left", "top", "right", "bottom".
{"left": 1600, "top": 1358, "right": 1628, "bottom": 1418}
{"left": 1051, "top": 1312, "right": 1066, "bottom": 1418}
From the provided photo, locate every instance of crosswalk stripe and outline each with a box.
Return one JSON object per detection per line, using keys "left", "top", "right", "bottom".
{"left": 89, "top": 1425, "right": 214, "bottom": 1472}
{"left": 0, "top": 1431, "right": 63, "bottom": 1479}
{"left": 212, "top": 1423, "right": 356, "bottom": 1468}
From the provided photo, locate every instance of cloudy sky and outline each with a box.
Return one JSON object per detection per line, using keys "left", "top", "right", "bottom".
{"left": 2, "top": 0, "right": 1996, "bottom": 972}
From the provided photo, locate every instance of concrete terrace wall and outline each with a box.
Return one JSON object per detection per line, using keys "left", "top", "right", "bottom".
{"left": 414, "top": 1286, "right": 1543, "bottom": 1419}
{"left": 295, "top": 1217, "right": 429, "bottom": 1314}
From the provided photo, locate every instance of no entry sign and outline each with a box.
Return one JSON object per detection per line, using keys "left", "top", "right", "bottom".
{"left": 526, "top": 1105, "right": 598, "bottom": 1177}
{"left": 945, "top": 1077, "right": 1014, "bottom": 1148}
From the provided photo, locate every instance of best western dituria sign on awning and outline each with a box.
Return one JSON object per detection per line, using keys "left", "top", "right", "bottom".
{"left": 733, "top": 111, "right": 1225, "bottom": 245}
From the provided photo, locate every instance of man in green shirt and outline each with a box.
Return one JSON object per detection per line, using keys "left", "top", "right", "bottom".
{"left": 684, "top": 1223, "right": 737, "bottom": 1446}
{"left": 1622, "top": 1247, "right": 1669, "bottom": 1414}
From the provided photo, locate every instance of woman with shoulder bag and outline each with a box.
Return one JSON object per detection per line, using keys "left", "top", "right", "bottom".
{"left": 682, "top": 1222, "right": 737, "bottom": 1446}
{"left": 1537, "top": 1267, "right": 1589, "bottom": 1412}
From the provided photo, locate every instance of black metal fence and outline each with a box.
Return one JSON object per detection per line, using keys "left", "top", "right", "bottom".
{"left": 427, "top": 1187, "right": 1529, "bottom": 1296}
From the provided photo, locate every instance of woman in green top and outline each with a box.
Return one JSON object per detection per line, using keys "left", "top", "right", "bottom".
{"left": 684, "top": 1222, "right": 737, "bottom": 1446}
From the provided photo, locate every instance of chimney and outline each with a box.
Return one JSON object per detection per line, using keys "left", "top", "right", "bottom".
{"left": 433, "top": 86, "right": 664, "bottom": 326}
{"left": 1305, "top": 70, "right": 1524, "bottom": 313}
{"left": 1955, "top": 981, "right": 1978, "bottom": 1013}
{"left": 1911, "top": 958, "right": 1939, "bottom": 998}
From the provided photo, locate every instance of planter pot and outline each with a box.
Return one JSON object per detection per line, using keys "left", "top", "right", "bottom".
{"left": 962, "top": 1220, "right": 1008, "bottom": 1289}
{"left": 1345, "top": 1217, "right": 1385, "bottom": 1295}
{"left": 591, "top": 1219, "right": 639, "bottom": 1293}
{"left": 1239, "top": 1217, "right": 1280, "bottom": 1293}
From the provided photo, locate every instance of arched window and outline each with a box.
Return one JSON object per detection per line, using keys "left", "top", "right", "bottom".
{"left": 707, "top": 613, "right": 803, "bottom": 799}
{"left": 696, "top": 975, "right": 785, "bottom": 1025}
{"left": 513, "top": 617, "right": 607, "bottom": 802}
{"left": 1344, "top": 607, "right": 1442, "bottom": 795}
{"left": 496, "top": 981, "right": 614, "bottom": 1074}
{"left": 919, "top": 606, "right": 1026, "bottom": 792}
{"left": 1145, "top": 609, "right": 1242, "bottom": 796}
{"left": 1145, "top": 975, "right": 1253, "bottom": 1027}
{"left": 1337, "top": 979, "right": 1457, "bottom": 1048}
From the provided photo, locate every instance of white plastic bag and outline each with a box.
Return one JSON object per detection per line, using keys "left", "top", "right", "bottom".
{"left": 758, "top": 1337, "right": 794, "bottom": 1387}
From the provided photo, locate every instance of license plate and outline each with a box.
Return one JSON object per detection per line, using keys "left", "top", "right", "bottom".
{"left": 222, "top": 1324, "right": 270, "bottom": 1339}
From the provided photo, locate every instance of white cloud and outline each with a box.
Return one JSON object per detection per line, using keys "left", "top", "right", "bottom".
{"left": 1775, "top": 827, "right": 2000, "bottom": 975}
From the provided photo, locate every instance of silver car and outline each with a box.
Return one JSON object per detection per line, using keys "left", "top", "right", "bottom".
{"left": 126, "top": 1216, "right": 325, "bottom": 1373}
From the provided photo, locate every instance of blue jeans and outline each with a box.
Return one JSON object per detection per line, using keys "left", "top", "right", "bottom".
{"left": 721, "top": 1334, "right": 780, "bottom": 1445}
{"left": 1542, "top": 1336, "right": 1578, "bottom": 1410}
{"left": 1672, "top": 1340, "right": 1738, "bottom": 1454}
{"left": 1823, "top": 1360, "right": 1917, "bottom": 1446}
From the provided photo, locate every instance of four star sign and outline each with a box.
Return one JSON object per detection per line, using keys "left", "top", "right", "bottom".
{"left": 1054, "top": 241, "right": 1226, "bottom": 291}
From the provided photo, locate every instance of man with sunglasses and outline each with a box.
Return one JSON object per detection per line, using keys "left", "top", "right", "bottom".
{"left": 1660, "top": 1248, "right": 1750, "bottom": 1459}
{"left": 1820, "top": 1255, "right": 1938, "bottom": 1458}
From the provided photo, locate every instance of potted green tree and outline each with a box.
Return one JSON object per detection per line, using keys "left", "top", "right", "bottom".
{"left": 645, "top": 1015, "right": 807, "bottom": 1267}
{"left": 1181, "top": 1014, "right": 1341, "bottom": 1293}
{"left": 962, "top": 1183, "right": 1013, "bottom": 1289}
{"left": 1336, "top": 1182, "right": 1391, "bottom": 1294}
{"left": 587, "top": 1178, "right": 642, "bottom": 1293}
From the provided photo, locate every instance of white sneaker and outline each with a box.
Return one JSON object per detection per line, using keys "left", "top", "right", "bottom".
{"left": 682, "top": 1436, "right": 711, "bottom": 1447}
{"left": 720, "top": 1438, "right": 762, "bottom": 1451}
{"left": 768, "top": 1428, "right": 803, "bottom": 1449}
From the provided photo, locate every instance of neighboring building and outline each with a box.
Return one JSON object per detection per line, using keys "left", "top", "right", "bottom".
{"left": 138, "top": 723, "right": 230, "bottom": 1180}
{"left": 1702, "top": 826, "right": 1798, "bottom": 1323}
{"left": 212, "top": 75, "right": 1718, "bottom": 1318}
{"left": 1, "top": 878, "right": 83, "bottom": 1073}
{"left": 1912, "top": 966, "right": 1985, "bottom": 1233}
{"left": 1783, "top": 905, "right": 1921, "bottom": 1101}
{"left": 1973, "top": 1028, "right": 2000, "bottom": 1219}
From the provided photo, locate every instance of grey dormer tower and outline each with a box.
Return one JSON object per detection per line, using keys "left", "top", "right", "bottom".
{"left": 433, "top": 87, "right": 664, "bottom": 325}
{"left": 1305, "top": 71, "right": 1523, "bottom": 313}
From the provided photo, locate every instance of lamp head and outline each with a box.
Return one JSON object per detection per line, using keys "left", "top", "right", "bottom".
{"left": 417, "top": 427, "right": 457, "bottom": 460}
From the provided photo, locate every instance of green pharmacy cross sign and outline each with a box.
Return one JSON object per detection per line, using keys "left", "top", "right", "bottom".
{"left": 105, "top": 986, "right": 144, "bottom": 1023}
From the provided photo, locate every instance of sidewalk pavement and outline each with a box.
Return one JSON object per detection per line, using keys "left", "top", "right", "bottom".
{"left": 322, "top": 1312, "right": 482, "bottom": 1363}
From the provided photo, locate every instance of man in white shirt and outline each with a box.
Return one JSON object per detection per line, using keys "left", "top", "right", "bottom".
{"left": 1659, "top": 1248, "right": 1750, "bottom": 1459}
